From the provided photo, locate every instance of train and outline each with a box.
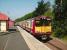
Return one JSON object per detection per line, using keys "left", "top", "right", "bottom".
{"left": 18, "top": 16, "right": 52, "bottom": 40}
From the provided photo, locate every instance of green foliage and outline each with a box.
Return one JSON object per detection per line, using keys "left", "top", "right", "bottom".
{"left": 53, "top": 0, "right": 67, "bottom": 38}
{"left": 44, "top": 9, "right": 53, "bottom": 17}
{"left": 33, "top": 0, "right": 50, "bottom": 16}
{"left": 63, "top": 0, "right": 67, "bottom": 18}
{"left": 53, "top": 28, "right": 65, "bottom": 38}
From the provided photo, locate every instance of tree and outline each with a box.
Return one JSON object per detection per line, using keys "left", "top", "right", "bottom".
{"left": 54, "top": 0, "right": 64, "bottom": 20}
{"left": 34, "top": 0, "right": 50, "bottom": 16}
{"left": 53, "top": 0, "right": 67, "bottom": 38}
{"left": 63, "top": 0, "right": 67, "bottom": 18}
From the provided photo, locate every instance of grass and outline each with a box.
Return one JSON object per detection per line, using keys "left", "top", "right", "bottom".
{"left": 61, "top": 36, "right": 67, "bottom": 44}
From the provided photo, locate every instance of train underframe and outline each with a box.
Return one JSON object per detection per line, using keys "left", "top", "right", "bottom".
{"left": 33, "top": 33, "right": 51, "bottom": 40}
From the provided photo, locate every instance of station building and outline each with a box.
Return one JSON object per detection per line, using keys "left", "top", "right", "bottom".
{"left": 0, "top": 13, "right": 14, "bottom": 32}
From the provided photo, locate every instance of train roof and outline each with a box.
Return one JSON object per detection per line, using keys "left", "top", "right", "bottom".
{"left": 20, "top": 16, "right": 51, "bottom": 21}
{"left": 34, "top": 16, "right": 51, "bottom": 20}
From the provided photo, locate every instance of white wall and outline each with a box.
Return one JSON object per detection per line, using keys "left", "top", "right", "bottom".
{"left": 0, "top": 21, "right": 7, "bottom": 32}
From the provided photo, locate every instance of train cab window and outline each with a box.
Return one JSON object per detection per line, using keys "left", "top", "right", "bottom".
{"left": 35, "top": 18, "right": 51, "bottom": 26}
{"left": 42, "top": 19, "right": 51, "bottom": 26}
{"left": 35, "top": 20, "right": 40, "bottom": 26}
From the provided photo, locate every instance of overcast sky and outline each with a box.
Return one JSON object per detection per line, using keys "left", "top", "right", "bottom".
{"left": 0, "top": 0, "right": 54, "bottom": 20}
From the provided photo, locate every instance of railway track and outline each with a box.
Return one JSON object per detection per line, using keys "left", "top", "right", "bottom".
{"left": 44, "top": 41, "right": 62, "bottom": 50}
{"left": 39, "top": 38, "right": 67, "bottom": 50}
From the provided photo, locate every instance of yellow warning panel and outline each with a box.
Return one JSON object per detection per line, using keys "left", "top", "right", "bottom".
{"left": 35, "top": 26, "right": 51, "bottom": 33}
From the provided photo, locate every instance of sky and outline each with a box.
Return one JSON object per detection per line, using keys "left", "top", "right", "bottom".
{"left": 0, "top": 0, "right": 55, "bottom": 20}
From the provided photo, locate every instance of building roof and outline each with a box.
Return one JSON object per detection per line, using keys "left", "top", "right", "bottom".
{"left": 0, "top": 13, "right": 9, "bottom": 20}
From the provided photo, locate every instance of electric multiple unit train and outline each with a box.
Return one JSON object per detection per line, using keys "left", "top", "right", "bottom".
{"left": 18, "top": 16, "right": 52, "bottom": 39}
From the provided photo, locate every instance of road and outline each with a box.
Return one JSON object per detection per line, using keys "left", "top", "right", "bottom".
{"left": 0, "top": 27, "right": 30, "bottom": 50}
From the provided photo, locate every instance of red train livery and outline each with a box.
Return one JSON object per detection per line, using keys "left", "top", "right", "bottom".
{"left": 18, "top": 16, "right": 52, "bottom": 40}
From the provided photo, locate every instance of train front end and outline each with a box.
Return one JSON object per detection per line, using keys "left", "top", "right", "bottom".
{"left": 34, "top": 16, "right": 52, "bottom": 39}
